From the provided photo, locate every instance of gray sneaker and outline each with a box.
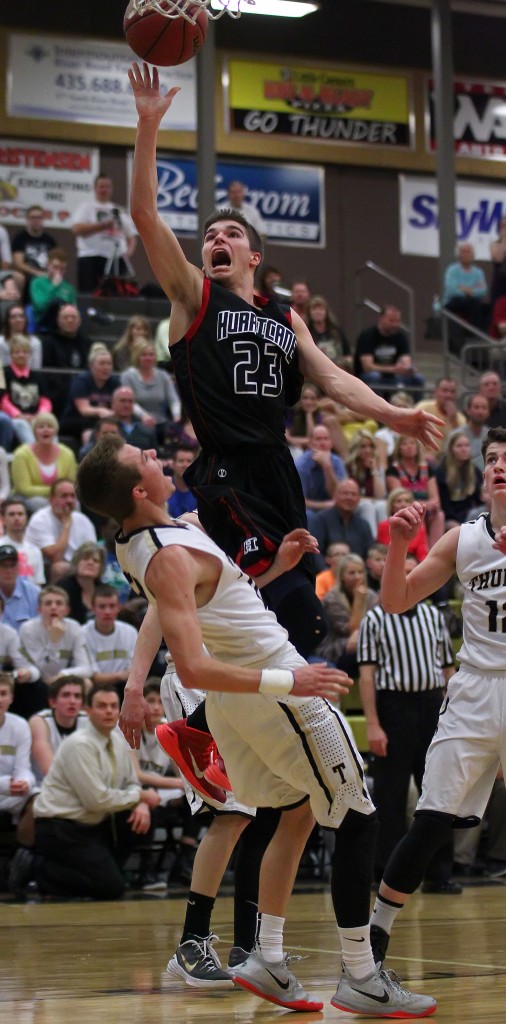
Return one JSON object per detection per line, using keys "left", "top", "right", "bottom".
{"left": 331, "top": 965, "right": 437, "bottom": 1018}
{"left": 166, "top": 934, "right": 234, "bottom": 988}
{"left": 231, "top": 949, "right": 323, "bottom": 1011}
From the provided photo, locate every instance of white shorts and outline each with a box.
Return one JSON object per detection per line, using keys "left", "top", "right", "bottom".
{"left": 0, "top": 791, "right": 32, "bottom": 822}
{"left": 160, "top": 667, "right": 256, "bottom": 818}
{"left": 416, "top": 667, "right": 506, "bottom": 822}
{"left": 206, "top": 688, "right": 374, "bottom": 828}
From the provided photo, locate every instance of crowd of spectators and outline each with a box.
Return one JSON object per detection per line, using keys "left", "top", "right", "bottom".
{"left": 442, "top": 234, "right": 506, "bottom": 362}
{"left": 2, "top": 204, "right": 506, "bottom": 901}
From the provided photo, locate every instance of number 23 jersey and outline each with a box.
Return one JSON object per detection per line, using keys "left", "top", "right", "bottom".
{"left": 170, "top": 278, "right": 302, "bottom": 451}
{"left": 456, "top": 512, "right": 506, "bottom": 672}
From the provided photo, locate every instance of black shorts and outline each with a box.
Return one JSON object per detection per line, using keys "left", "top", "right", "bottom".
{"left": 184, "top": 446, "right": 310, "bottom": 578}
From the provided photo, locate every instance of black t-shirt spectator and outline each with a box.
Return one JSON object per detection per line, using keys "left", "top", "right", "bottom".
{"left": 353, "top": 325, "right": 409, "bottom": 378}
{"left": 42, "top": 330, "right": 92, "bottom": 418}
{"left": 3, "top": 365, "right": 50, "bottom": 415}
{"left": 487, "top": 400, "right": 506, "bottom": 429}
{"left": 61, "top": 370, "right": 120, "bottom": 425}
{"left": 11, "top": 230, "right": 56, "bottom": 273}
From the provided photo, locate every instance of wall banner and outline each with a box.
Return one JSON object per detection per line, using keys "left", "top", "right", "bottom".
{"left": 7, "top": 32, "right": 197, "bottom": 130}
{"left": 426, "top": 76, "right": 506, "bottom": 160}
{"left": 225, "top": 59, "right": 414, "bottom": 149}
{"left": 399, "top": 174, "right": 505, "bottom": 258}
{"left": 127, "top": 154, "right": 326, "bottom": 246}
{"left": 0, "top": 139, "right": 100, "bottom": 225}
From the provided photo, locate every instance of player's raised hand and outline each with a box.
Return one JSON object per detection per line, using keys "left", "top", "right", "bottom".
{"left": 292, "top": 664, "right": 353, "bottom": 699}
{"left": 119, "top": 687, "right": 153, "bottom": 749}
{"left": 128, "top": 62, "right": 180, "bottom": 121}
{"left": 389, "top": 501, "right": 426, "bottom": 542}
{"left": 275, "top": 528, "right": 319, "bottom": 574}
{"left": 388, "top": 406, "right": 444, "bottom": 452}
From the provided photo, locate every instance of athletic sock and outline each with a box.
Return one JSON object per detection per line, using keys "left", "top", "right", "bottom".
{"left": 256, "top": 912, "right": 285, "bottom": 963}
{"left": 181, "top": 891, "right": 215, "bottom": 943}
{"left": 186, "top": 703, "right": 209, "bottom": 733}
{"left": 339, "top": 925, "right": 376, "bottom": 980}
{"left": 370, "top": 893, "right": 404, "bottom": 935}
{"left": 233, "top": 897, "right": 258, "bottom": 953}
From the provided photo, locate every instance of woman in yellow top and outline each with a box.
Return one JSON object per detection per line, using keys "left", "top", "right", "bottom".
{"left": 10, "top": 411, "right": 77, "bottom": 512}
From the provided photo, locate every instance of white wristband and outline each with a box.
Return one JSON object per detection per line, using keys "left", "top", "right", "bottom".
{"left": 259, "top": 669, "right": 294, "bottom": 696}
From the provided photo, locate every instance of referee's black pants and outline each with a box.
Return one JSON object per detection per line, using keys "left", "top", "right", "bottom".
{"left": 372, "top": 688, "right": 452, "bottom": 883}
{"left": 35, "top": 812, "right": 144, "bottom": 899}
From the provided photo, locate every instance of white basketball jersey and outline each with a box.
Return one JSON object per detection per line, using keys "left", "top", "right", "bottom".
{"left": 456, "top": 513, "right": 506, "bottom": 673}
{"left": 32, "top": 709, "right": 88, "bottom": 782}
{"left": 115, "top": 521, "right": 295, "bottom": 667}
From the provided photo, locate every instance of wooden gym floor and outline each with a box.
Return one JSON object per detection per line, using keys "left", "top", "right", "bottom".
{"left": 2, "top": 879, "right": 506, "bottom": 1023}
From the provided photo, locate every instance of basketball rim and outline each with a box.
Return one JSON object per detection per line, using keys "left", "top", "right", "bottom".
{"left": 124, "top": 0, "right": 253, "bottom": 22}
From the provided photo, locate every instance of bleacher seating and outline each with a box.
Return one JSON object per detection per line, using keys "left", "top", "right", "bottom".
{"left": 79, "top": 294, "right": 171, "bottom": 353}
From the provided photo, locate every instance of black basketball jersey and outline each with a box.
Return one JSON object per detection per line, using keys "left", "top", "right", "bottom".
{"left": 170, "top": 278, "right": 302, "bottom": 452}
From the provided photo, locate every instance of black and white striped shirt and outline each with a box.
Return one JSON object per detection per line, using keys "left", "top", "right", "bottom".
{"left": 357, "top": 603, "right": 454, "bottom": 693}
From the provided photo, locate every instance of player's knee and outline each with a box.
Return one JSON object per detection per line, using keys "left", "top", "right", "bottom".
{"left": 280, "top": 797, "right": 315, "bottom": 836}
{"left": 211, "top": 812, "right": 250, "bottom": 841}
{"left": 332, "top": 810, "right": 378, "bottom": 881}
{"left": 383, "top": 811, "right": 454, "bottom": 893}
{"left": 335, "top": 808, "right": 378, "bottom": 842}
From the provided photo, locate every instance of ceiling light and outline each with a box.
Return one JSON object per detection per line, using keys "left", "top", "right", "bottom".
{"left": 211, "top": 1, "right": 320, "bottom": 17}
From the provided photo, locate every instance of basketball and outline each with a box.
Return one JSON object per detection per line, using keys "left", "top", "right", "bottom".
{"left": 124, "top": 2, "right": 208, "bottom": 67}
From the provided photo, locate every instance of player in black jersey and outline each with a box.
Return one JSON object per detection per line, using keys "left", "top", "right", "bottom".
{"left": 128, "top": 62, "right": 442, "bottom": 657}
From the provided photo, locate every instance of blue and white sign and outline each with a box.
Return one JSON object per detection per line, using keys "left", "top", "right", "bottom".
{"left": 7, "top": 32, "right": 197, "bottom": 130}
{"left": 127, "top": 155, "right": 325, "bottom": 247}
{"left": 399, "top": 174, "right": 505, "bottom": 258}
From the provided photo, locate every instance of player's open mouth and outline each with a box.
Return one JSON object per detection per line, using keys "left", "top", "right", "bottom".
{"left": 211, "top": 249, "right": 231, "bottom": 268}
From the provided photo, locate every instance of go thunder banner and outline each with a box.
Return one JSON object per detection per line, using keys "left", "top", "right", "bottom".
{"left": 225, "top": 59, "right": 414, "bottom": 149}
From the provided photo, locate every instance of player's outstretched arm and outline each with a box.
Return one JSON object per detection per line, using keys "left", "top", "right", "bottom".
{"left": 381, "top": 504, "right": 458, "bottom": 613}
{"left": 146, "top": 546, "right": 352, "bottom": 700}
{"left": 129, "top": 62, "right": 202, "bottom": 309}
{"left": 294, "top": 313, "right": 444, "bottom": 452}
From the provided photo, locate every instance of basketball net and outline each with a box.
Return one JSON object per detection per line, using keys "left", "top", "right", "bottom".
{"left": 125, "top": 0, "right": 254, "bottom": 21}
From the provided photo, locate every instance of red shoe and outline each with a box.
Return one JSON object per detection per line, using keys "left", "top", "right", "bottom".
{"left": 204, "top": 747, "right": 232, "bottom": 792}
{"left": 155, "top": 720, "right": 226, "bottom": 804}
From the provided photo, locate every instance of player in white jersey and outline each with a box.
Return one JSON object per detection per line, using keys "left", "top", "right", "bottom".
{"left": 76, "top": 434, "right": 436, "bottom": 1018}
{"left": 29, "top": 675, "right": 88, "bottom": 783}
{"left": 369, "top": 426, "right": 506, "bottom": 976}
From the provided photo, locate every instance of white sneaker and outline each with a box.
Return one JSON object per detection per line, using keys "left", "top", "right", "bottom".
{"left": 331, "top": 964, "right": 437, "bottom": 1018}
{"left": 232, "top": 949, "right": 323, "bottom": 1011}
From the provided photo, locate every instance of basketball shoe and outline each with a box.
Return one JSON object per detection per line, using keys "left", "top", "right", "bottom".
{"left": 166, "top": 934, "right": 234, "bottom": 988}
{"left": 231, "top": 949, "right": 323, "bottom": 1011}
{"left": 155, "top": 720, "right": 226, "bottom": 803}
{"left": 204, "top": 747, "right": 232, "bottom": 791}
{"left": 228, "top": 946, "right": 250, "bottom": 969}
{"left": 331, "top": 964, "right": 437, "bottom": 1017}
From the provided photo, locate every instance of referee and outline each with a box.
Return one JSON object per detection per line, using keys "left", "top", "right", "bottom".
{"left": 357, "top": 553, "right": 458, "bottom": 890}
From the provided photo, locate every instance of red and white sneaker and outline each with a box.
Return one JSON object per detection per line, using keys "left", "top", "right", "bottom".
{"left": 155, "top": 720, "right": 226, "bottom": 804}
{"left": 204, "top": 747, "right": 232, "bottom": 792}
